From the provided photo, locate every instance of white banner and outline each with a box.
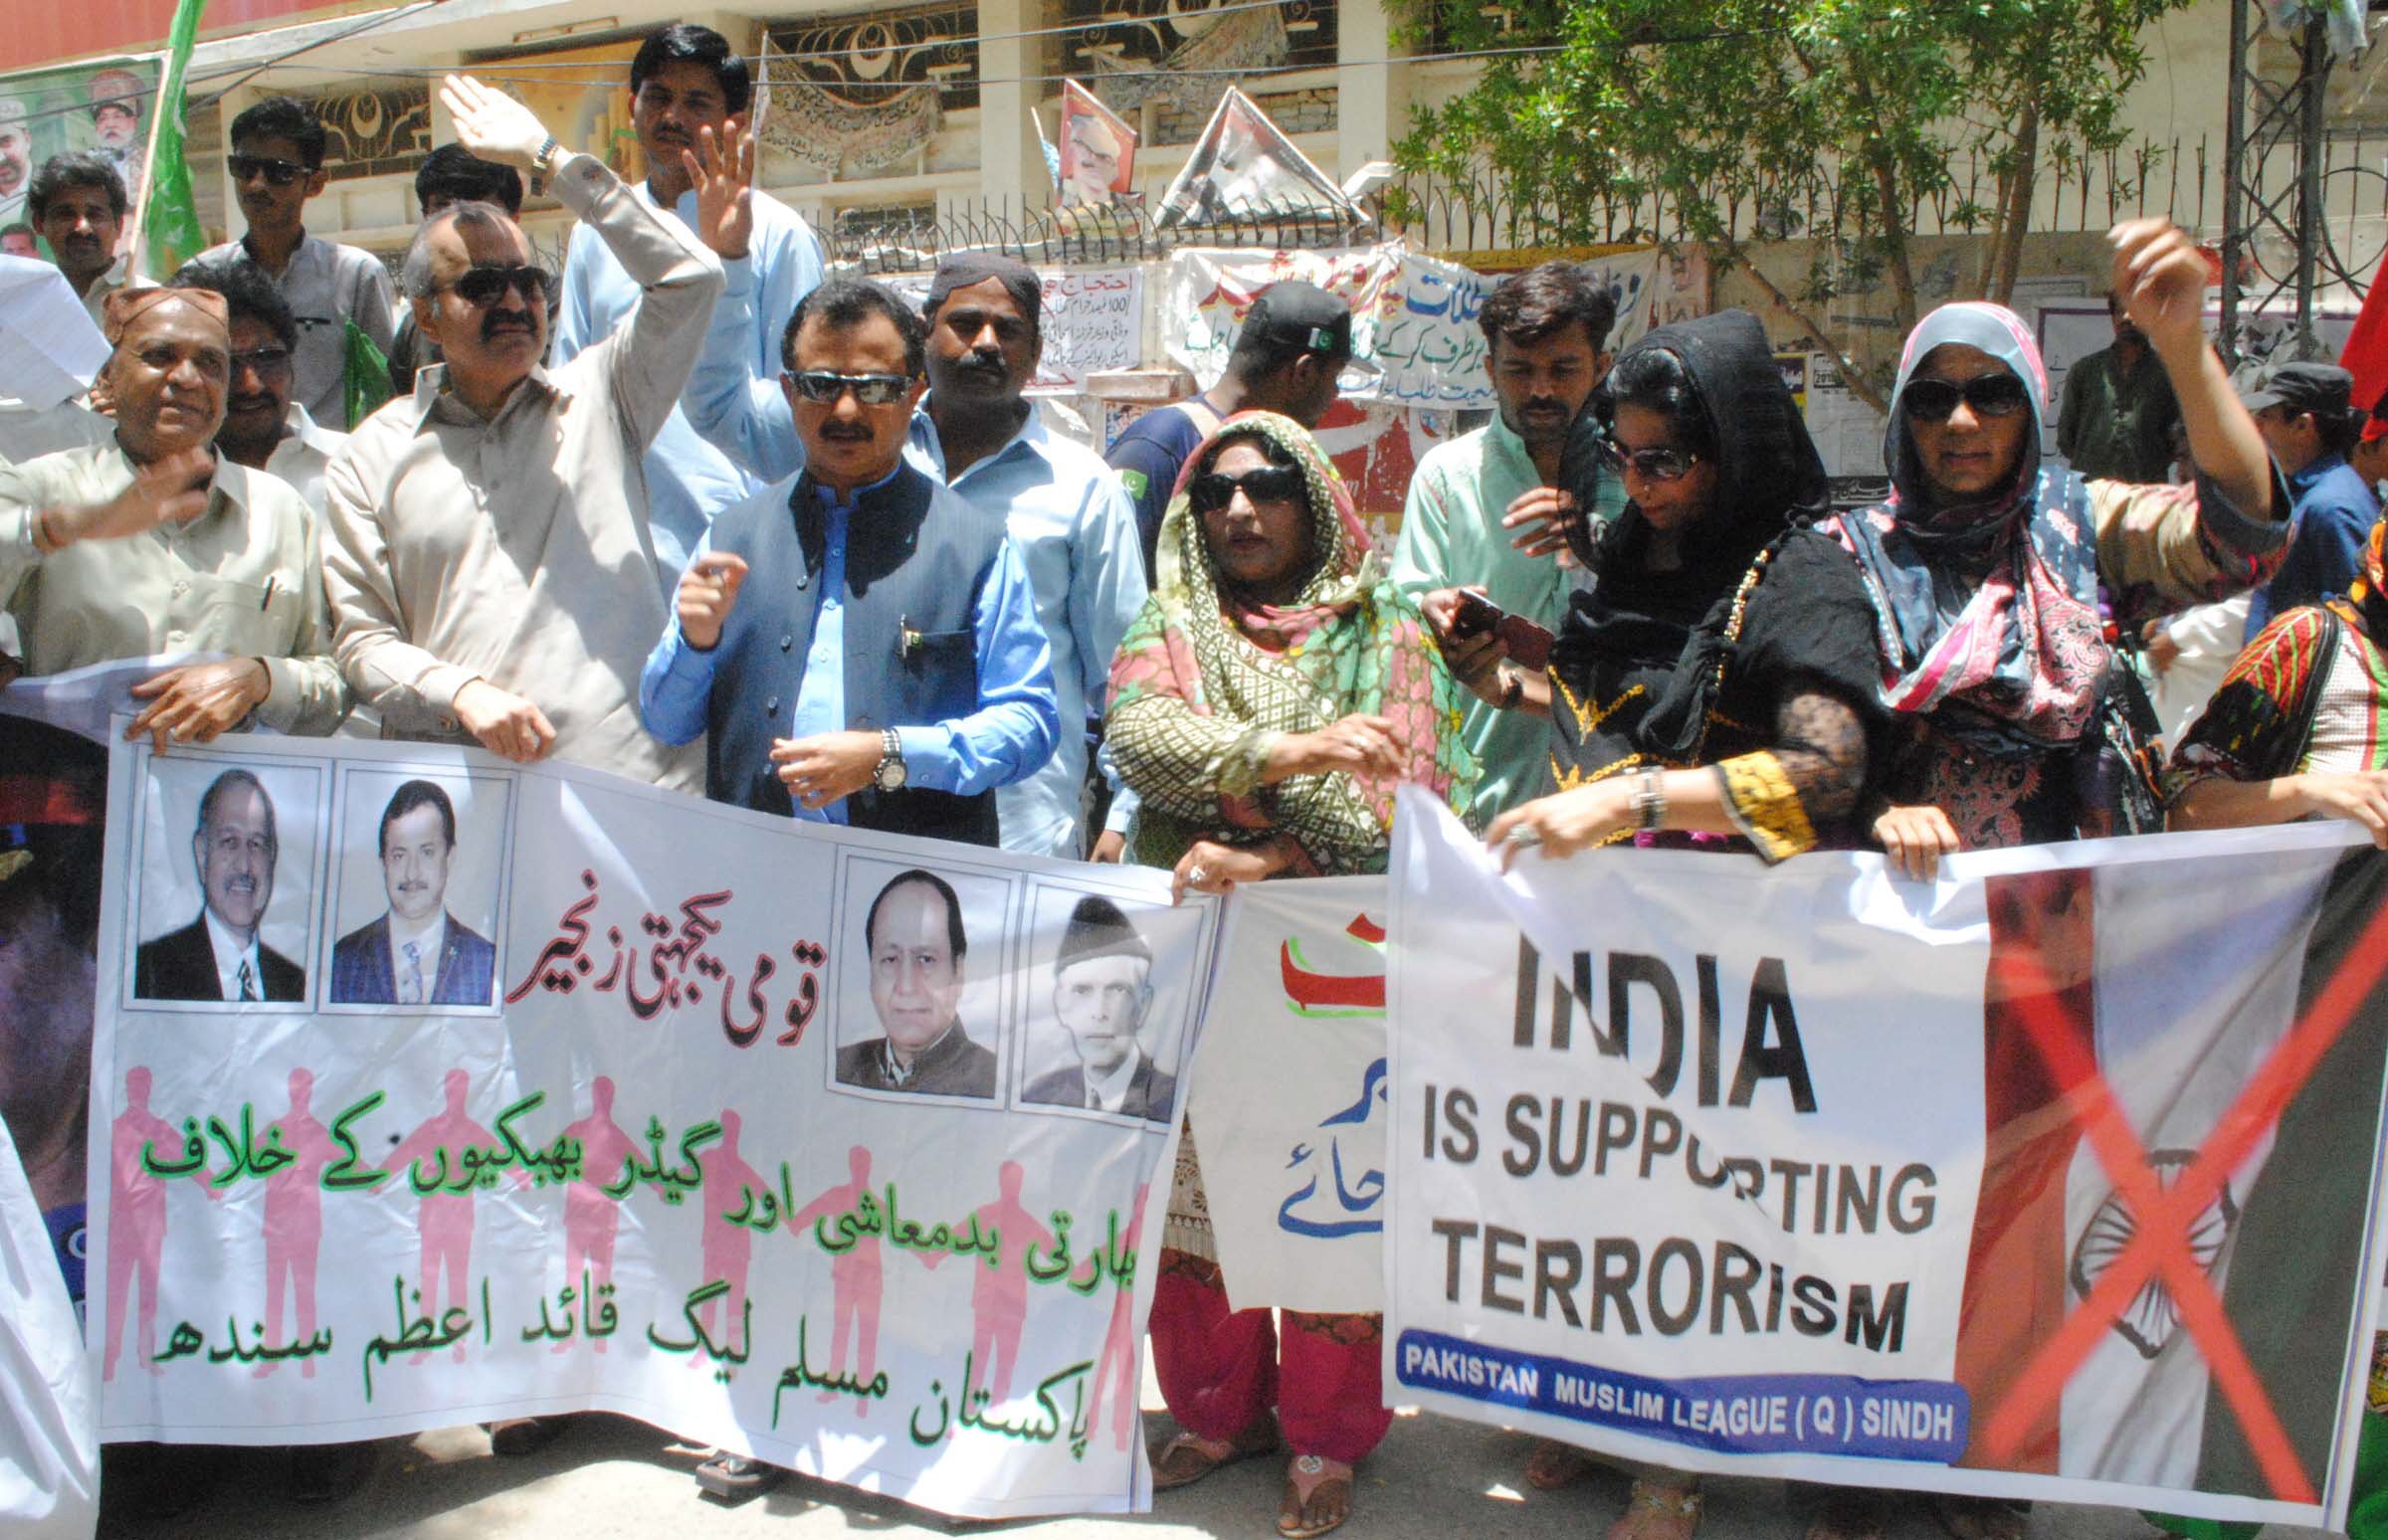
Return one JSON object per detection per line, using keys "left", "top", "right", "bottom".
{"left": 85, "top": 733, "right": 1230, "bottom": 1519}
{"left": 1161, "top": 245, "right": 1660, "bottom": 412}
{"left": 1385, "top": 789, "right": 2388, "bottom": 1529}
{"left": 1187, "top": 875, "right": 1388, "bottom": 1314}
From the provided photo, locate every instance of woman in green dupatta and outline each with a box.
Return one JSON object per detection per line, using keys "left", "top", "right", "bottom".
{"left": 1107, "top": 408, "right": 1475, "bottom": 890}
{"left": 1105, "top": 410, "right": 1472, "bottom": 1539}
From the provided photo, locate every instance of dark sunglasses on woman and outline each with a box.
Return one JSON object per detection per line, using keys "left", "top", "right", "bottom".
{"left": 1899, "top": 372, "right": 2032, "bottom": 423}
{"left": 1596, "top": 437, "right": 1699, "bottom": 482}
{"left": 1187, "top": 466, "right": 1306, "bottom": 513}
{"left": 441, "top": 263, "right": 558, "bottom": 307}
{"left": 227, "top": 153, "right": 308, "bottom": 187}
{"left": 782, "top": 370, "right": 914, "bottom": 406}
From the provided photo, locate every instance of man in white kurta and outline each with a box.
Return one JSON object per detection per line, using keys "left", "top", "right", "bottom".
{"left": 322, "top": 77, "right": 718, "bottom": 793}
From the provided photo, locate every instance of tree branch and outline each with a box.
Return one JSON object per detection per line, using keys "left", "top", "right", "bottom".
{"left": 1725, "top": 244, "right": 1889, "bottom": 414}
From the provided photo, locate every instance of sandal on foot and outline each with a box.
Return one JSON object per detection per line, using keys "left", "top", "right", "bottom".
{"left": 1150, "top": 1414, "right": 1280, "bottom": 1491}
{"left": 694, "top": 1452, "right": 787, "bottom": 1498}
{"left": 1934, "top": 1496, "right": 2029, "bottom": 1540}
{"left": 1608, "top": 1478, "right": 1703, "bottom": 1540}
{"left": 1278, "top": 1453, "right": 1354, "bottom": 1539}
{"left": 1526, "top": 1439, "right": 1597, "bottom": 1491}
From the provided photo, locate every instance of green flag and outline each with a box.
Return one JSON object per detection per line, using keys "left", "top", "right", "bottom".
{"left": 139, "top": 0, "right": 210, "bottom": 279}
{"left": 343, "top": 318, "right": 392, "bottom": 429}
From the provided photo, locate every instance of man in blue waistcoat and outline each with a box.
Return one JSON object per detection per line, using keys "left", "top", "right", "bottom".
{"left": 637, "top": 277, "right": 1059, "bottom": 848}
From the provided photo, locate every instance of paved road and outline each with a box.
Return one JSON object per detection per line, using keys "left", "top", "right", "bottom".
{"left": 98, "top": 1397, "right": 2309, "bottom": 1540}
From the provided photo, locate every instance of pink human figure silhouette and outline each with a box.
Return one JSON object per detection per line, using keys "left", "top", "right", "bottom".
{"left": 690, "top": 1108, "right": 770, "bottom": 1368}
{"left": 1081, "top": 1181, "right": 1149, "bottom": 1452}
{"left": 964, "top": 1160, "right": 1055, "bottom": 1406}
{"left": 558, "top": 1075, "right": 639, "bottom": 1354}
{"left": 789, "top": 1143, "right": 926, "bottom": 1418}
{"left": 383, "top": 1068, "right": 498, "bottom": 1363}
{"left": 254, "top": 1067, "right": 341, "bottom": 1379}
{"left": 101, "top": 1066, "right": 212, "bottom": 1382}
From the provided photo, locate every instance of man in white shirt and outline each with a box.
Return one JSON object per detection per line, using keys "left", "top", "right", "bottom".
{"left": 133, "top": 769, "right": 303, "bottom": 1002}
{"left": 28, "top": 153, "right": 134, "bottom": 327}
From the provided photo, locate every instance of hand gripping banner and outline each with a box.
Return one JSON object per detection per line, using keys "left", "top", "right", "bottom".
{"left": 81, "top": 732, "right": 1226, "bottom": 1519}
{"left": 1385, "top": 788, "right": 2388, "bottom": 1528}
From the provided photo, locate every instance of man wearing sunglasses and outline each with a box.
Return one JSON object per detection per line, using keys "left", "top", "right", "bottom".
{"left": 552, "top": 23, "right": 826, "bottom": 590}
{"left": 322, "top": 75, "right": 720, "bottom": 793}
{"left": 170, "top": 261, "right": 347, "bottom": 517}
{"left": 676, "top": 137, "right": 1143, "bottom": 861}
{"left": 194, "top": 97, "right": 394, "bottom": 431}
{"left": 641, "top": 277, "right": 1059, "bottom": 854}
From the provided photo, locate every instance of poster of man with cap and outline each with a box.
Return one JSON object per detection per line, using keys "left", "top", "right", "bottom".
{"left": 0, "top": 101, "right": 31, "bottom": 224}
{"left": 85, "top": 68, "right": 146, "bottom": 213}
{"left": 1022, "top": 893, "right": 1178, "bottom": 1121}
{"left": 0, "top": 61, "right": 160, "bottom": 233}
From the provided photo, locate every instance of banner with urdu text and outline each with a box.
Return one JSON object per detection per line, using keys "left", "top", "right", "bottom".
{"left": 1387, "top": 789, "right": 2388, "bottom": 1530}
{"left": 84, "top": 731, "right": 1228, "bottom": 1519}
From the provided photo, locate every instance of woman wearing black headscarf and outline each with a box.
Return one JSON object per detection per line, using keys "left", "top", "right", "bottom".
{"left": 1430, "top": 309, "right": 1890, "bottom": 1540}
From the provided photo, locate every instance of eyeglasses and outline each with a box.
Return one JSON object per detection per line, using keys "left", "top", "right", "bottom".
{"left": 227, "top": 153, "right": 309, "bottom": 187}
{"left": 1187, "top": 466, "right": 1306, "bottom": 513}
{"left": 1899, "top": 373, "right": 2032, "bottom": 423}
{"left": 1597, "top": 438, "right": 1700, "bottom": 482}
{"left": 783, "top": 370, "right": 915, "bottom": 406}
{"left": 439, "top": 263, "right": 557, "bottom": 308}
{"left": 231, "top": 346, "right": 293, "bottom": 377}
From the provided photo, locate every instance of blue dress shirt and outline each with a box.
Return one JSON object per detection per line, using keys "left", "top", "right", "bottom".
{"left": 2246, "top": 451, "right": 2379, "bottom": 637}
{"left": 555, "top": 182, "right": 825, "bottom": 589}
{"left": 680, "top": 274, "right": 1146, "bottom": 856}
{"left": 638, "top": 469, "right": 1062, "bottom": 819}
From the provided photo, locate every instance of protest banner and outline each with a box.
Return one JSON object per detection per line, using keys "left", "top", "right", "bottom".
{"left": 1386, "top": 788, "right": 2388, "bottom": 1527}
{"left": 0, "top": 56, "right": 158, "bottom": 238}
{"left": 882, "top": 267, "right": 1144, "bottom": 397}
{"left": 1188, "top": 875, "right": 1389, "bottom": 1315}
{"left": 1058, "top": 82, "right": 1137, "bottom": 211}
{"left": 80, "top": 730, "right": 1228, "bottom": 1519}
{"left": 1160, "top": 244, "right": 1659, "bottom": 412}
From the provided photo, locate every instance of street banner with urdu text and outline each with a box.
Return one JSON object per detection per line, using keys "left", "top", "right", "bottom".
{"left": 85, "top": 732, "right": 1227, "bottom": 1519}
{"left": 1387, "top": 788, "right": 2388, "bottom": 1529}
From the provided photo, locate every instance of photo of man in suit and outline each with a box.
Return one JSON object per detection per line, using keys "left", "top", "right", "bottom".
{"left": 1022, "top": 894, "right": 1176, "bottom": 1120}
{"left": 329, "top": 780, "right": 496, "bottom": 1007}
{"left": 834, "top": 869, "right": 997, "bottom": 1098}
{"left": 134, "top": 768, "right": 305, "bottom": 1002}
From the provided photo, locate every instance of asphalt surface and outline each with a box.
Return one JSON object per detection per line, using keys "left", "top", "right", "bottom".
{"left": 95, "top": 1397, "right": 2315, "bottom": 1540}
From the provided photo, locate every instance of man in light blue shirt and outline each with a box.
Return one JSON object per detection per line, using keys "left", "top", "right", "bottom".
{"left": 677, "top": 150, "right": 1144, "bottom": 859}
{"left": 551, "top": 23, "right": 825, "bottom": 586}
{"left": 640, "top": 277, "right": 1058, "bottom": 850}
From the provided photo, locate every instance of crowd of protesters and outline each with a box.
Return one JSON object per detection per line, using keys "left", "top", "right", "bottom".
{"left": 5, "top": 20, "right": 2388, "bottom": 1540}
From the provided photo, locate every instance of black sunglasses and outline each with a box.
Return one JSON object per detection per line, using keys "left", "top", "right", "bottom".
{"left": 230, "top": 345, "right": 293, "bottom": 376}
{"left": 441, "top": 263, "right": 558, "bottom": 308}
{"left": 783, "top": 370, "right": 915, "bottom": 406}
{"left": 1597, "top": 437, "right": 1700, "bottom": 483}
{"left": 1900, "top": 373, "right": 2032, "bottom": 423}
{"left": 228, "top": 153, "right": 309, "bottom": 187}
{"left": 1187, "top": 466, "right": 1306, "bottom": 513}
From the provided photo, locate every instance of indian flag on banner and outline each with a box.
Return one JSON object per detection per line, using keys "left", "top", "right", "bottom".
{"left": 133, "top": 0, "right": 208, "bottom": 280}
{"left": 1953, "top": 844, "right": 2388, "bottom": 1509}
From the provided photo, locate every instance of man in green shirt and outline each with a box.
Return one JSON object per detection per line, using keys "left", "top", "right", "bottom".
{"left": 2056, "top": 291, "right": 2181, "bottom": 483}
{"left": 1392, "top": 260, "right": 1625, "bottom": 825}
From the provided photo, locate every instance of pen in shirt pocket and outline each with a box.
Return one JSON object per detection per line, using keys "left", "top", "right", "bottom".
{"left": 260, "top": 577, "right": 276, "bottom": 611}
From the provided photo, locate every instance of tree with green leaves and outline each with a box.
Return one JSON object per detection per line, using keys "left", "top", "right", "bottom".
{"left": 1389, "top": 0, "right": 2191, "bottom": 407}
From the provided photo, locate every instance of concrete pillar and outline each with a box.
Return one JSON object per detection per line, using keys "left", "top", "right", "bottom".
{"left": 976, "top": 0, "right": 1046, "bottom": 218}
{"left": 1337, "top": 0, "right": 1405, "bottom": 182}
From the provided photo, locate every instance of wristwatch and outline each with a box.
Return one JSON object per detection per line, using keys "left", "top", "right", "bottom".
{"left": 873, "top": 727, "right": 907, "bottom": 792}
{"left": 528, "top": 134, "right": 560, "bottom": 197}
{"left": 1630, "top": 767, "right": 1667, "bottom": 833}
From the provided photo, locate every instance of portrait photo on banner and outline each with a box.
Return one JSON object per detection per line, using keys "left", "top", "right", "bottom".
{"left": 829, "top": 852, "right": 1020, "bottom": 1106}
{"left": 1013, "top": 881, "right": 1198, "bottom": 1127}
{"left": 124, "top": 751, "right": 326, "bottom": 1011}
{"left": 322, "top": 766, "right": 515, "bottom": 1013}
